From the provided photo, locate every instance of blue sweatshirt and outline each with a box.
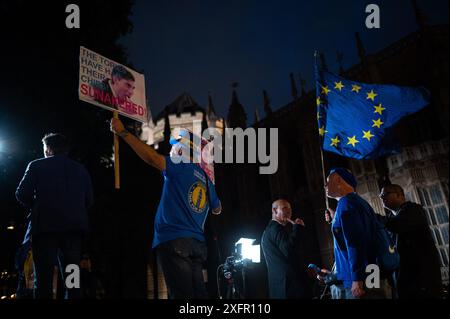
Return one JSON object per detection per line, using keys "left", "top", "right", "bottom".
{"left": 332, "top": 193, "right": 376, "bottom": 288}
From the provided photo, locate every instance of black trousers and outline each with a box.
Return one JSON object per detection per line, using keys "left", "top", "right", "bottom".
{"left": 157, "top": 237, "right": 208, "bottom": 299}
{"left": 32, "top": 232, "right": 84, "bottom": 299}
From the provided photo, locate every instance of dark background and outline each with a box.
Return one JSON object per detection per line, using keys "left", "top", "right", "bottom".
{"left": 0, "top": 0, "right": 448, "bottom": 298}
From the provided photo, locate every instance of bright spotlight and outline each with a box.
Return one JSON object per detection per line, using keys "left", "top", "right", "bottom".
{"left": 235, "top": 238, "right": 260, "bottom": 263}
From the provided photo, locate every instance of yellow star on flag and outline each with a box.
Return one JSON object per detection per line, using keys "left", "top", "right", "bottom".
{"left": 347, "top": 136, "right": 359, "bottom": 147}
{"left": 319, "top": 126, "right": 327, "bottom": 136}
{"left": 334, "top": 81, "right": 344, "bottom": 91}
{"left": 374, "top": 103, "right": 386, "bottom": 115}
{"left": 372, "top": 118, "right": 384, "bottom": 128}
{"left": 367, "top": 90, "right": 378, "bottom": 101}
{"left": 330, "top": 136, "right": 340, "bottom": 148}
{"left": 362, "top": 130, "right": 375, "bottom": 142}
{"left": 351, "top": 84, "right": 362, "bottom": 93}
{"left": 316, "top": 97, "right": 322, "bottom": 106}
{"left": 321, "top": 86, "right": 331, "bottom": 95}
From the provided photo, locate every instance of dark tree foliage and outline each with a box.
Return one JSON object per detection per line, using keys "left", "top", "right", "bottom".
{"left": 0, "top": 1, "right": 161, "bottom": 298}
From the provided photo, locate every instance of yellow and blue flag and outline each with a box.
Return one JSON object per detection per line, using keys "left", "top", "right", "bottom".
{"left": 315, "top": 64, "right": 430, "bottom": 159}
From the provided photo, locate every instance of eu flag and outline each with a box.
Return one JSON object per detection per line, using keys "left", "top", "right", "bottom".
{"left": 315, "top": 66, "right": 430, "bottom": 159}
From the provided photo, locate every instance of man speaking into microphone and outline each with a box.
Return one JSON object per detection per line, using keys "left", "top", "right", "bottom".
{"left": 261, "top": 199, "right": 312, "bottom": 299}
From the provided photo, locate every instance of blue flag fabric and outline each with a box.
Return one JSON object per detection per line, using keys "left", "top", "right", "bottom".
{"left": 315, "top": 66, "right": 430, "bottom": 159}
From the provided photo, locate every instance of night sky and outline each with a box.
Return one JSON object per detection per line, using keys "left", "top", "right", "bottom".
{"left": 0, "top": 0, "right": 448, "bottom": 299}
{"left": 119, "top": 0, "right": 449, "bottom": 120}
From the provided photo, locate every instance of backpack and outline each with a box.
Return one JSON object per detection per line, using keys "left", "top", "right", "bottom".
{"left": 371, "top": 215, "right": 400, "bottom": 272}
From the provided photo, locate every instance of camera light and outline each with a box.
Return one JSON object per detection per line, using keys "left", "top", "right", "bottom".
{"left": 235, "top": 237, "right": 260, "bottom": 263}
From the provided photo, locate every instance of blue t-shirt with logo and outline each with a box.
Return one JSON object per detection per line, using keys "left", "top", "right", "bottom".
{"left": 152, "top": 156, "right": 220, "bottom": 248}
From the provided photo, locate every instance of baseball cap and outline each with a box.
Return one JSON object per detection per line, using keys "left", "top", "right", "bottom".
{"left": 328, "top": 167, "right": 357, "bottom": 189}
{"left": 170, "top": 129, "right": 194, "bottom": 149}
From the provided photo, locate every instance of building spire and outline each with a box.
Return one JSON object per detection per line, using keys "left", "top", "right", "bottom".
{"left": 411, "top": 0, "right": 427, "bottom": 30}
{"left": 201, "top": 111, "right": 208, "bottom": 132}
{"left": 263, "top": 90, "right": 273, "bottom": 116}
{"left": 298, "top": 73, "right": 306, "bottom": 96}
{"left": 254, "top": 107, "right": 260, "bottom": 124}
{"left": 207, "top": 91, "right": 217, "bottom": 118}
{"left": 227, "top": 82, "right": 247, "bottom": 128}
{"left": 289, "top": 73, "right": 298, "bottom": 101}
{"left": 320, "top": 53, "right": 328, "bottom": 71}
{"left": 355, "top": 32, "right": 367, "bottom": 62}
{"left": 336, "top": 51, "right": 344, "bottom": 75}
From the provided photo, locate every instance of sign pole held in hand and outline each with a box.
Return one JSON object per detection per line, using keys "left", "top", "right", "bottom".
{"left": 114, "top": 111, "right": 120, "bottom": 189}
{"left": 78, "top": 47, "right": 149, "bottom": 190}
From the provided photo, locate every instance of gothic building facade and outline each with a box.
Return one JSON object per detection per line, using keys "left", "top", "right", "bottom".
{"left": 215, "top": 19, "right": 449, "bottom": 289}
{"left": 141, "top": 92, "right": 224, "bottom": 149}
{"left": 141, "top": 8, "right": 448, "bottom": 298}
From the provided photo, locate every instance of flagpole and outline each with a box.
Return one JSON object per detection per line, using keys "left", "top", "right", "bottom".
{"left": 320, "top": 148, "right": 329, "bottom": 211}
{"left": 314, "top": 50, "right": 330, "bottom": 211}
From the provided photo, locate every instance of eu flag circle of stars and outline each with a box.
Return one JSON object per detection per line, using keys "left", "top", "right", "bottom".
{"left": 316, "top": 81, "right": 387, "bottom": 152}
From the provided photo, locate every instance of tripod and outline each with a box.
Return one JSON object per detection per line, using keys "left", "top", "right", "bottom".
{"left": 224, "top": 269, "right": 246, "bottom": 299}
{"left": 220, "top": 260, "right": 246, "bottom": 299}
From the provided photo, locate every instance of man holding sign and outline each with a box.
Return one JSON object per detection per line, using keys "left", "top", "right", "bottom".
{"left": 110, "top": 118, "right": 222, "bottom": 299}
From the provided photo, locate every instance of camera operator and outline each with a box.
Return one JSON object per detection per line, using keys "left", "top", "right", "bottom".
{"left": 261, "top": 199, "right": 312, "bottom": 299}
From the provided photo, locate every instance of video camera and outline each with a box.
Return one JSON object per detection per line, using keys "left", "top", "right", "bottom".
{"left": 222, "top": 238, "right": 260, "bottom": 279}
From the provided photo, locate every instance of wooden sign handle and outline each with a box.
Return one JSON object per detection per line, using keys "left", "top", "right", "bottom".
{"left": 113, "top": 111, "right": 120, "bottom": 189}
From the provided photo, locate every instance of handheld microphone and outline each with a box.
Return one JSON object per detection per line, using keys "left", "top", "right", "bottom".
{"left": 308, "top": 264, "right": 322, "bottom": 274}
{"left": 308, "top": 264, "right": 335, "bottom": 284}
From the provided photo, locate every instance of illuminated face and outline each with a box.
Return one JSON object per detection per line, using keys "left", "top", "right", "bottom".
{"left": 111, "top": 77, "right": 135, "bottom": 100}
{"left": 273, "top": 201, "right": 292, "bottom": 225}
{"left": 325, "top": 173, "right": 340, "bottom": 199}
{"left": 43, "top": 144, "right": 52, "bottom": 158}
{"left": 379, "top": 188, "right": 400, "bottom": 211}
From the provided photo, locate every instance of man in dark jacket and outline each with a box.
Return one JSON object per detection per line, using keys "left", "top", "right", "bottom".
{"left": 16, "top": 133, "right": 93, "bottom": 299}
{"left": 379, "top": 184, "right": 443, "bottom": 299}
{"left": 261, "top": 199, "right": 312, "bottom": 299}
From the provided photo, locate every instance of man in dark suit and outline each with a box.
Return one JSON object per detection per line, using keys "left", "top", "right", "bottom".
{"left": 16, "top": 133, "right": 93, "bottom": 299}
{"left": 261, "top": 199, "right": 312, "bottom": 299}
{"left": 380, "top": 184, "right": 443, "bottom": 299}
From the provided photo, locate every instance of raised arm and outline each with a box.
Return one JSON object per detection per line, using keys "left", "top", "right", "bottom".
{"left": 110, "top": 118, "right": 166, "bottom": 171}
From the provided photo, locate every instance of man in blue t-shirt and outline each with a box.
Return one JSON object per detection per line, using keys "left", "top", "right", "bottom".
{"left": 111, "top": 118, "right": 221, "bottom": 299}
{"left": 324, "top": 167, "right": 389, "bottom": 299}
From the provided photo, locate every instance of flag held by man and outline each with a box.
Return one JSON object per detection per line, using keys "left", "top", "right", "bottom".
{"left": 315, "top": 64, "right": 430, "bottom": 159}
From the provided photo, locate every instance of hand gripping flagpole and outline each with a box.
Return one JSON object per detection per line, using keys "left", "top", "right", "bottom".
{"left": 113, "top": 111, "right": 120, "bottom": 189}
{"left": 314, "top": 51, "right": 329, "bottom": 211}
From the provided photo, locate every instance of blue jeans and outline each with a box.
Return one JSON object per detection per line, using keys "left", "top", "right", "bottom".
{"left": 156, "top": 237, "right": 208, "bottom": 299}
{"left": 344, "top": 279, "right": 392, "bottom": 299}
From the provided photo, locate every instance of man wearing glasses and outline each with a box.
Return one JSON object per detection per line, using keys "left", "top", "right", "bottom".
{"left": 379, "top": 184, "right": 443, "bottom": 299}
